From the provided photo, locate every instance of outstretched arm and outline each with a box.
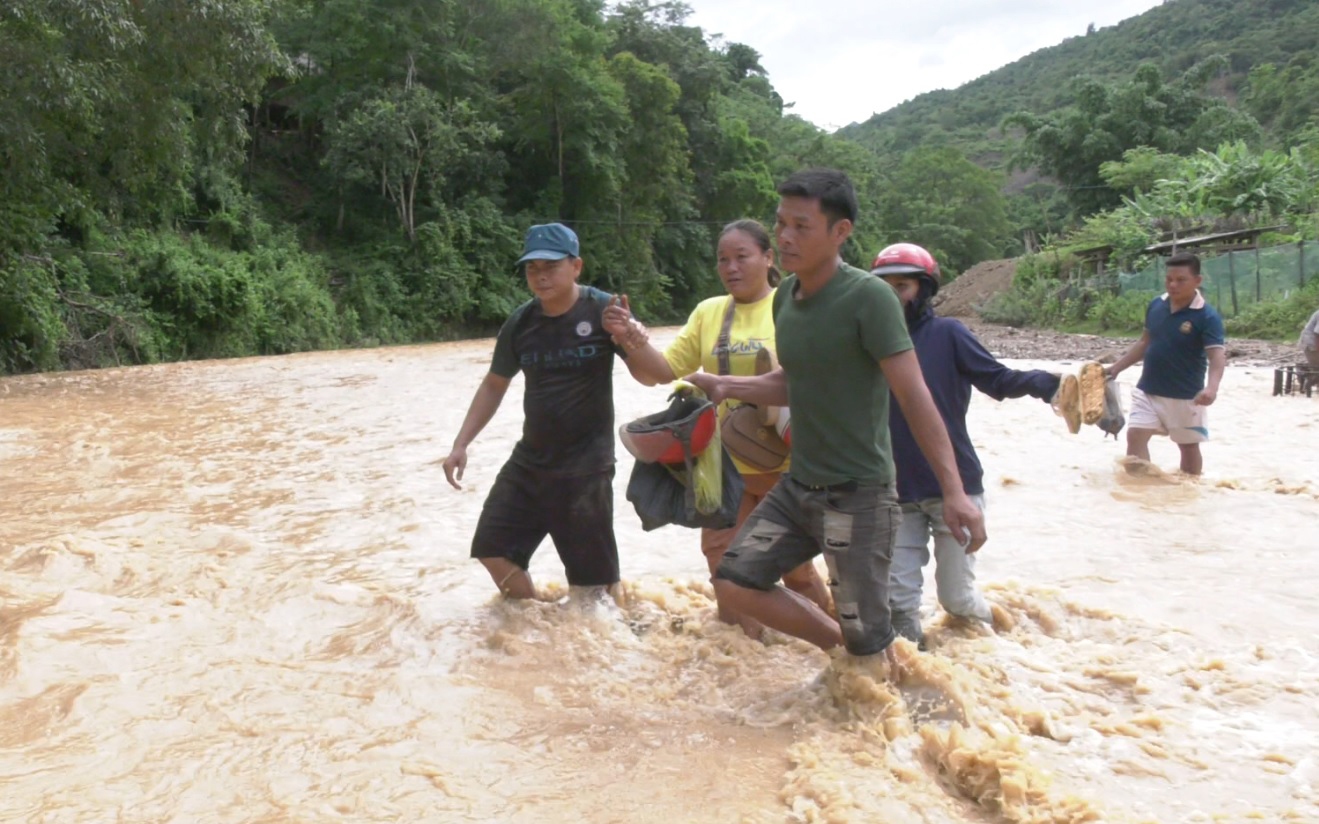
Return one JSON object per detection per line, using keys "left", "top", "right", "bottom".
{"left": 602, "top": 294, "right": 676, "bottom": 386}
{"left": 955, "top": 326, "right": 1061, "bottom": 402}
{"left": 442, "top": 372, "right": 512, "bottom": 489}
{"left": 883, "top": 349, "right": 987, "bottom": 553}
{"left": 620, "top": 340, "right": 676, "bottom": 386}
{"left": 1106, "top": 329, "right": 1151, "bottom": 379}
{"left": 684, "top": 367, "right": 789, "bottom": 407}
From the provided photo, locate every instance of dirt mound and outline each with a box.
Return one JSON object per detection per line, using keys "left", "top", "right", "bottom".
{"left": 934, "top": 258, "right": 1018, "bottom": 318}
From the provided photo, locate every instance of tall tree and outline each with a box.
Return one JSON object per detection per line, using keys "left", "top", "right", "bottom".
{"left": 323, "top": 77, "right": 500, "bottom": 241}
{"left": 0, "top": 0, "right": 284, "bottom": 253}
{"left": 499, "top": 0, "right": 627, "bottom": 220}
{"left": 879, "top": 147, "right": 1012, "bottom": 276}
{"left": 1242, "top": 60, "right": 1319, "bottom": 143}
{"left": 1005, "top": 61, "right": 1261, "bottom": 215}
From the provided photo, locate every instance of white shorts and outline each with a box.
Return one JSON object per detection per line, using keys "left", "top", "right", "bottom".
{"left": 1128, "top": 388, "right": 1208, "bottom": 444}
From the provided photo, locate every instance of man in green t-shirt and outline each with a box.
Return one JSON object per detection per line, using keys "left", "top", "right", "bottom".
{"left": 686, "top": 169, "right": 986, "bottom": 662}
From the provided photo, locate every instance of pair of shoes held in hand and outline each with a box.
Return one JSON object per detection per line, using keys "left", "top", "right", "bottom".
{"left": 1053, "top": 361, "right": 1108, "bottom": 435}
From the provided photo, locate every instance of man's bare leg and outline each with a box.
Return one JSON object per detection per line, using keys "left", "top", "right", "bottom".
{"left": 1178, "top": 443, "right": 1203, "bottom": 476}
{"left": 713, "top": 579, "right": 842, "bottom": 651}
{"left": 1125, "top": 427, "right": 1155, "bottom": 469}
{"left": 782, "top": 562, "right": 833, "bottom": 617}
{"left": 704, "top": 553, "right": 764, "bottom": 639}
{"left": 480, "top": 558, "right": 536, "bottom": 599}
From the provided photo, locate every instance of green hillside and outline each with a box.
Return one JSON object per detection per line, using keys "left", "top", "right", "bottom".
{"left": 828, "top": 0, "right": 1319, "bottom": 341}
{"left": 839, "top": 0, "right": 1319, "bottom": 161}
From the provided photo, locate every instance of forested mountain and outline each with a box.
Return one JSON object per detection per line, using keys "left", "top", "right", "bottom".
{"left": 839, "top": 0, "right": 1319, "bottom": 161}
{"left": 3, "top": 0, "right": 1318, "bottom": 373}
{"left": 837, "top": 0, "right": 1319, "bottom": 258}
{"left": 5, "top": 0, "right": 926, "bottom": 372}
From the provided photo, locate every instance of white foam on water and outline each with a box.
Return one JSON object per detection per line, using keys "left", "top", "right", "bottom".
{"left": 2, "top": 340, "right": 1317, "bottom": 822}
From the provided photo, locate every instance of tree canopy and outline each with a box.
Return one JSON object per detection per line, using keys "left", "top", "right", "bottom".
{"left": 3, "top": 0, "right": 1319, "bottom": 373}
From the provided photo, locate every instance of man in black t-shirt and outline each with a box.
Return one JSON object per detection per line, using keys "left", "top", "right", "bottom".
{"left": 442, "top": 223, "right": 627, "bottom": 598}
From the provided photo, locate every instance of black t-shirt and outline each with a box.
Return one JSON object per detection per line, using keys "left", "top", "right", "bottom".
{"left": 490, "top": 286, "right": 623, "bottom": 476}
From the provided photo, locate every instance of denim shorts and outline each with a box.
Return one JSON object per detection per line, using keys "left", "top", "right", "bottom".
{"left": 714, "top": 475, "right": 900, "bottom": 655}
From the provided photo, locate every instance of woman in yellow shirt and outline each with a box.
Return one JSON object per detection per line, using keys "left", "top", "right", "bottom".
{"left": 609, "top": 220, "right": 830, "bottom": 638}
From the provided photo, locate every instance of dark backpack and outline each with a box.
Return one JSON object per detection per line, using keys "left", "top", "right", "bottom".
{"left": 624, "top": 391, "right": 744, "bottom": 534}
{"left": 625, "top": 448, "right": 743, "bottom": 531}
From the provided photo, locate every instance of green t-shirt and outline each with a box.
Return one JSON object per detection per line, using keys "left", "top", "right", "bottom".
{"left": 773, "top": 262, "right": 913, "bottom": 486}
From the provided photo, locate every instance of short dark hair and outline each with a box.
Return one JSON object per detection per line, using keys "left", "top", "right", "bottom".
{"left": 776, "top": 168, "right": 858, "bottom": 227}
{"left": 1167, "top": 252, "right": 1201, "bottom": 276}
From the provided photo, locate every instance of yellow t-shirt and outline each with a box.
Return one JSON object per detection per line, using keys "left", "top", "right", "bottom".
{"left": 663, "top": 290, "right": 788, "bottom": 475}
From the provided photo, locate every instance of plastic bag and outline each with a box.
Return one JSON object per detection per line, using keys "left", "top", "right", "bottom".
{"left": 1097, "top": 378, "right": 1125, "bottom": 440}
{"left": 690, "top": 411, "right": 723, "bottom": 514}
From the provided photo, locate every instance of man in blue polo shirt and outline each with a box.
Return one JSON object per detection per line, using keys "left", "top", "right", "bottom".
{"left": 1106, "top": 252, "right": 1226, "bottom": 475}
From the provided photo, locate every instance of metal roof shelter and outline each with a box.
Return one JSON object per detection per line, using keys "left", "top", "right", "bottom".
{"left": 1065, "top": 224, "right": 1291, "bottom": 283}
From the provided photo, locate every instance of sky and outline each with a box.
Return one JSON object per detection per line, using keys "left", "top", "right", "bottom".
{"left": 682, "top": 0, "right": 1166, "bottom": 131}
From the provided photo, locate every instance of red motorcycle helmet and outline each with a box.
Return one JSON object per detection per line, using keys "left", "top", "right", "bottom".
{"left": 869, "top": 243, "right": 941, "bottom": 296}
{"left": 620, "top": 391, "right": 716, "bottom": 465}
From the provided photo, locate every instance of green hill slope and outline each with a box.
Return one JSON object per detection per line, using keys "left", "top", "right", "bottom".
{"left": 839, "top": 0, "right": 1319, "bottom": 161}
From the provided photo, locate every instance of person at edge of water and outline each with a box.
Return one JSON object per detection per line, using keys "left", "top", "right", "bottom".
{"left": 872, "top": 242, "right": 1062, "bottom": 650}
{"left": 441, "top": 223, "right": 629, "bottom": 600}
{"left": 1299, "top": 305, "right": 1319, "bottom": 372}
{"left": 1105, "top": 251, "right": 1226, "bottom": 476}
{"left": 682, "top": 168, "right": 987, "bottom": 669}
{"left": 599, "top": 219, "right": 831, "bottom": 639}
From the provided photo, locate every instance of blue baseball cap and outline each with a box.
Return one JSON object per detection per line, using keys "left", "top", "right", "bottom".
{"left": 516, "top": 223, "right": 579, "bottom": 264}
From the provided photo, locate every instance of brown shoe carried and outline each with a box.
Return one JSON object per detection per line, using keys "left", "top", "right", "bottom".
{"left": 1078, "top": 362, "right": 1107, "bottom": 425}
{"left": 1053, "top": 373, "right": 1082, "bottom": 434}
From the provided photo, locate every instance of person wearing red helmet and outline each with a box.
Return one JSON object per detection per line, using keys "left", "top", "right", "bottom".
{"left": 872, "top": 242, "right": 1064, "bottom": 648}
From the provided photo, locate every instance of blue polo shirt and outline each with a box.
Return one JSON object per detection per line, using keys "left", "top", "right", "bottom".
{"left": 1138, "top": 291, "right": 1225, "bottom": 400}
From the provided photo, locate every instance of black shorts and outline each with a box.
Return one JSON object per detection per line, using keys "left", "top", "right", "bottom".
{"left": 470, "top": 461, "right": 619, "bottom": 587}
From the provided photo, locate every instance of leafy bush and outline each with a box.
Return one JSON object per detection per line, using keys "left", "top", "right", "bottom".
{"left": 114, "top": 220, "right": 351, "bottom": 360}
{"left": 980, "top": 279, "right": 1069, "bottom": 327}
{"left": 1012, "top": 251, "right": 1072, "bottom": 289}
{"left": 1227, "top": 279, "right": 1319, "bottom": 340}
{"left": 0, "top": 258, "right": 66, "bottom": 372}
{"left": 980, "top": 276, "right": 1151, "bottom": 333}
{"left": 1086, "top": 290, "right": 1153, "bottom": 332}
{"left": 0, "top": 211, "right": 356, "bottom": 374}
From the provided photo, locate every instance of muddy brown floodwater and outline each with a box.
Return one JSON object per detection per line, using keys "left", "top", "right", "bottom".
{"left": 3, "top": 328, "right": 1317, "bottom": 823}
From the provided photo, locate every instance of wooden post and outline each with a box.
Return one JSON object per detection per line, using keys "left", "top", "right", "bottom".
{"left": 1228, "top": 251, "right": 1239, "bottom": 316}
{"left": 1254, "top": 244, "right": 1262, "bottom": 302}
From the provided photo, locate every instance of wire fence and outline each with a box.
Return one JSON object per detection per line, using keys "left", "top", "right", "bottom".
{"left": 1118, "top": 241, "right": 1316, "bottom": 317}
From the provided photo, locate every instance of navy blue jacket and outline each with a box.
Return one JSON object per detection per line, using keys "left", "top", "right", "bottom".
{"left": 889, "top": 308, "right": 1060, "bottom": 504}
